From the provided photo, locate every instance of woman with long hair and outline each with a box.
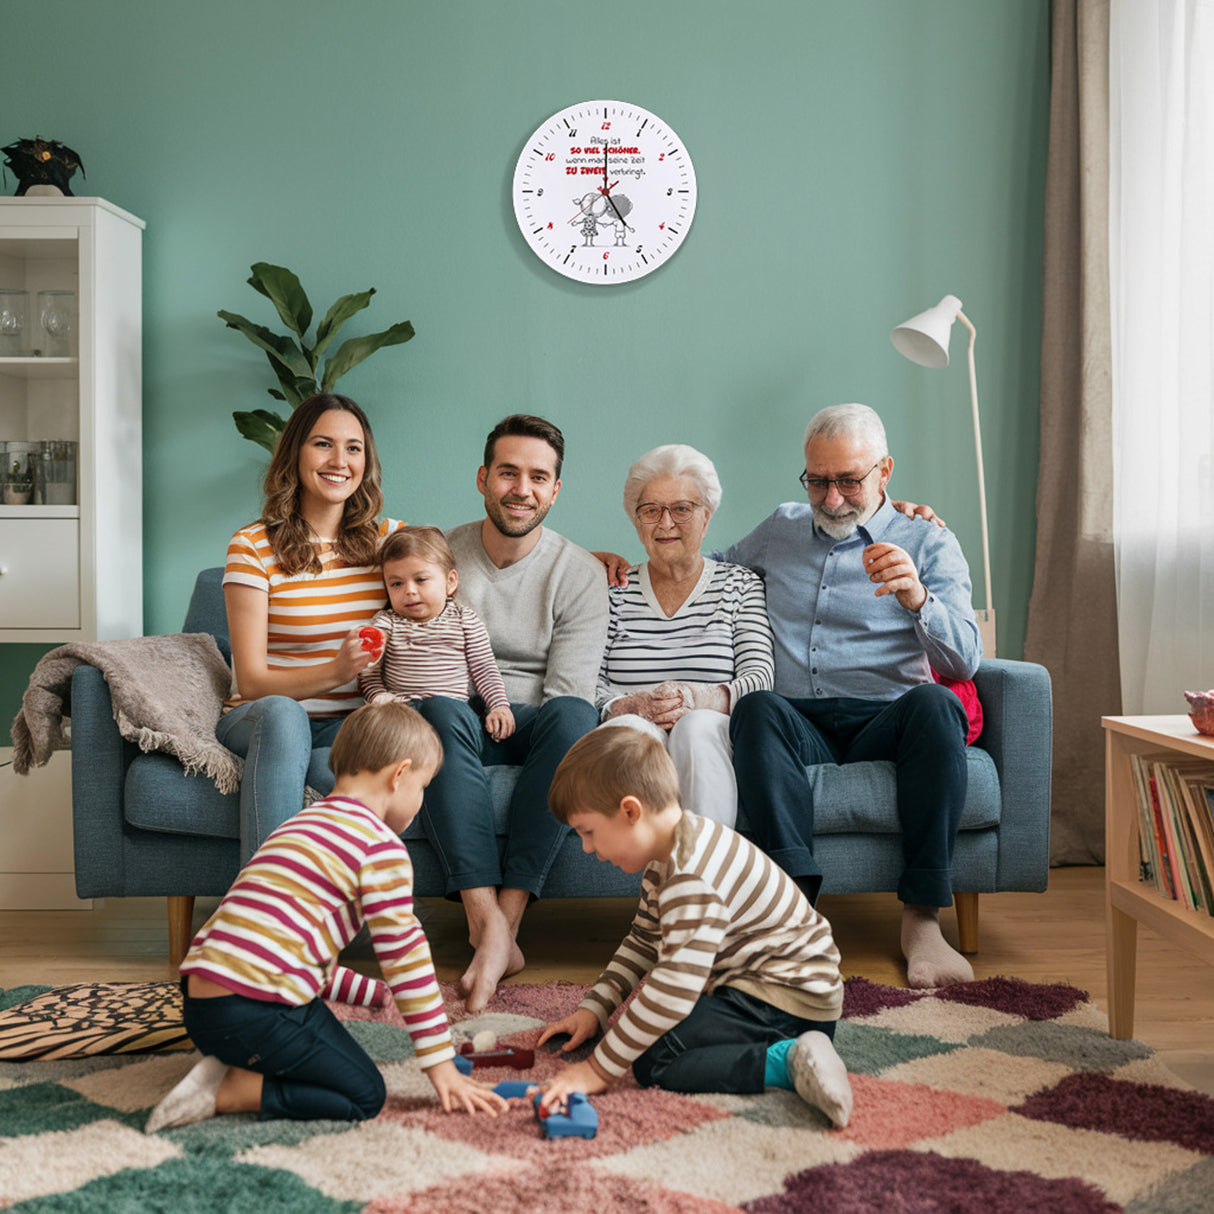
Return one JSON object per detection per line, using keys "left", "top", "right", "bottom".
{"left": 216, "top": 392, "right": 402, "bottom": 861}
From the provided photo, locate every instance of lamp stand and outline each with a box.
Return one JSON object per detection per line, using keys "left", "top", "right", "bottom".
{"left": 957, "top": 309, "right": 996, "bottom": 655}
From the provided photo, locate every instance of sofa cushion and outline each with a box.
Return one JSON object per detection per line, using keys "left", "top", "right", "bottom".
{"left": 127, "top": 746, "right": 999, "bottom": 842}
{"left": 125, "top": 749, "right": 338, "bottom": 839}
{"left": 125, "top": 753, "right": 240, "bottom": 837}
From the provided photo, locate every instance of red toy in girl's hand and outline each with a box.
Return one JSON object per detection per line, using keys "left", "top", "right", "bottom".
{"left": 359, "top": 626, "right": 384, "bottom": 654}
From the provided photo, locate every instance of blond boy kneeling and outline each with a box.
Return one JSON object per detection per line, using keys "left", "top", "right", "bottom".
{"left": 538, "top": 727, "right": 853, "bottom": 1128}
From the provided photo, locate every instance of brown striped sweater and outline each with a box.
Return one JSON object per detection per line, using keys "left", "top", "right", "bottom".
{"left": 581, "top": 812, "right": 844, "bottom": 1079}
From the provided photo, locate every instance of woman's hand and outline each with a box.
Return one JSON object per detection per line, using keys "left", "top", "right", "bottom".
{"left": 537, "top": 1006, "right": 600, "bottom": 1053}
{"left": 485, "top": 706, "right": 516, "bottom": 741}
{"left": 334, "top": 625, "right": 383, "bottom": 684}
{"left": 654, "top": 681, "right": 730, "bottom": 715}
{"left": 890, "top": 499, "right": 947, "bottom": 528}
{"left": 592, "top": 551, "right": 632, "bottom": 587}
{"left": 605, "top": 688, "right": 686, "bottom": 730}
{"left": 426, "top": 1059, "right": 507, "bottom": 1115}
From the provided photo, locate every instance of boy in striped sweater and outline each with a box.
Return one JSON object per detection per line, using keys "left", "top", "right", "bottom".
{"left": 146, "top": 701, "right": 505, "bottom": 1132}
{"left": 537, "top": 726, "right": 853, "bottom": 1128}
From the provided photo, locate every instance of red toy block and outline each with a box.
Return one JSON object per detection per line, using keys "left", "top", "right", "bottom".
{"left": 456, "top": 1043, "right": 535, "bottom": 1070}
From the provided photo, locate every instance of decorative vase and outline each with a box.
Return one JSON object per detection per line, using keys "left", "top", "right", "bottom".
{"left": 3, "top": 487, "right": 32, "bottom": 505}
{"left": 1184, "top": 690, "right": 1214, "bottom": 737}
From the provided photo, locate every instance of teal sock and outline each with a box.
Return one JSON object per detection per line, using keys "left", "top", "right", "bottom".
{"left": 764, "top": 1039, "right": 796, "bottom": 1089}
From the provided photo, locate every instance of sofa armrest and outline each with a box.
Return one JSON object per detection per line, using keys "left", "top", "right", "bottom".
{"left": 973, "top": 657, "right": 1053, "bottom": 889}
{"left": 70, "top": 664, "right": 138, "bottom": 898}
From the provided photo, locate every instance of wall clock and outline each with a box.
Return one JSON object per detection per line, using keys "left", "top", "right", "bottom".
{"left": 512, "top": 100, "right": 697, "bottom": 285}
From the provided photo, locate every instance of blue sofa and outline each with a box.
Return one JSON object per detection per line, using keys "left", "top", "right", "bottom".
{"left": 70, "top": 568, "right": 1053, "bottom": 965}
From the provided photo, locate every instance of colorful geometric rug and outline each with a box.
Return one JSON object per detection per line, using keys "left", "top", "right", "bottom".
{"left": 2, "top": 976, "right": 1213, "bottom": 1212}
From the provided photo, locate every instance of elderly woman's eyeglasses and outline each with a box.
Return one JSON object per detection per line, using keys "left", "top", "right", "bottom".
{"left": 635, "top": 500, "right": 703, "bottom": 525}
{"left": 799, "top": 462, "right": 881, "bottom": 496}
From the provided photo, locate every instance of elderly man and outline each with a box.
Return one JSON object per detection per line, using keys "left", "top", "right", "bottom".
{"left": 725, "top": 404, "right": 981, "bottom": 988}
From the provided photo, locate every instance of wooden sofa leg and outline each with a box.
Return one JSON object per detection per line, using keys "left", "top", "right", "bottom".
{"left": 954, "top": 891, "right": 979, "bottom": 954}
{"left": 167, "top": 896, "right": 195, "bottom": 968}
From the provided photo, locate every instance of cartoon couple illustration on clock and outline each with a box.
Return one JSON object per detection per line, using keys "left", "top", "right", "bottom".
{"left": 572, "top": 189, "right": 635, "bottom": 247}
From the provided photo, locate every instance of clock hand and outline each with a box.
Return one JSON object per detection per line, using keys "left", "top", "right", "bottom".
{"left": 599, "top": 143, "right": 628, "bottom": 225}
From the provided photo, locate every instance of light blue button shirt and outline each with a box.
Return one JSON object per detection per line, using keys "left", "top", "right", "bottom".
{"left": 721, "top": 496, "right": 981, "bottom": 701}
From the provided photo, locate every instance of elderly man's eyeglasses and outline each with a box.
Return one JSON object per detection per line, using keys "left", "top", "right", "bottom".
{"left": 799, "top": 462, "right": 881, "bottom": 496}
{"left": 635, "top": 500, "right": 703, "bottom": 525}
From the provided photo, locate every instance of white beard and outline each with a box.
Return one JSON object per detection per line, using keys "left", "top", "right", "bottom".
{"left": 813, "top": 509, "right": 860, "bottom": 540}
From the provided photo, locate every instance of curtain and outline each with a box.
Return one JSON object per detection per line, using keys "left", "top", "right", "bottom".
{"left": 1109, "top": 0, "right": 1214, "bottom": 714}
{"left": 1025, "top": 0, "right": 1120, "bottom": 864}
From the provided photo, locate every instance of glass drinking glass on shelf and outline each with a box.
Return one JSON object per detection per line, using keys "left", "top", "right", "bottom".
{"left": 1, "top": 440, "right": 38, "bottom": 505}
{"left": 37, "top": 290, "right": 75, "bottom": 358}
{"left": 39, "top": 438, "right": 77, "bottom": 505}
{"left": 0, "top": 290, "right": 29, "bottom": 357}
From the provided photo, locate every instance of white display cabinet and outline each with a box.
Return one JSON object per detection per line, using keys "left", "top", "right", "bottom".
{"left": 0, "top": 197, "right": 143, "bottom": 641}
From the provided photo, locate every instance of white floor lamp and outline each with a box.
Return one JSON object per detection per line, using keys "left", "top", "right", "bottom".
{"left": 891, "top": 294, "right": 996, "bottom": 656}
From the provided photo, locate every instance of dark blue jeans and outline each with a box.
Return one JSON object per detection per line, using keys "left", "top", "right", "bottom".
{"left": 182, "top": 986, "right": 385, "bottom": 1122}
{"left": 633, "top": 985, "right": 837, "bottom": 1094}
{"left": 730, "top": 684, "right": 968, "bottom": 907}
{"left": 415, "top": 694, "right": 598, "bottom": 896}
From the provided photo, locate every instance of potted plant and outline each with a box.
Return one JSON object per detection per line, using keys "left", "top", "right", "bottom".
{"left": 4, "top": 456, "right": 33, "bottom": 504}
{"left": 220, "top": 263, "right": 415, "bottom": 452}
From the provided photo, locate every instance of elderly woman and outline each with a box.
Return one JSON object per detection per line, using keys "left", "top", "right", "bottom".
{"left": 597, "top": 444, "right": 775, "bottom": 825}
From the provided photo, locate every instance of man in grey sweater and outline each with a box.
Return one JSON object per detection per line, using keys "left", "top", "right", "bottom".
{"left": 417, "top": 414, "right": 607, "bottom": 1012}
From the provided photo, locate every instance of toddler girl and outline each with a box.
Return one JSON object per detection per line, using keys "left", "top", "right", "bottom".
{"left": 359, "top": 526, "right": 515, "bottom": 740}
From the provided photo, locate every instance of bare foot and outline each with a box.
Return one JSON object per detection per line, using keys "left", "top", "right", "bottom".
{"left": 901, "top": 903, "right": 974, "bottom": 989}
{"left": 459, "top": 912, "right": 525, "bottom": 1013}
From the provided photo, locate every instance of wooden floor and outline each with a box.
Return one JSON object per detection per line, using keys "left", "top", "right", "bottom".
{"left": 2, "top": 866, "right": 1212, "bottom": 1093}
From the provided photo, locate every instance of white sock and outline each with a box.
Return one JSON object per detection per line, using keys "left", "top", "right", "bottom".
{"left": 901, "top": 904, "right": 974, "bottom": 989}
{"left": 146, "top": 1055, "right": 228, "bottom": 1133}
{"left": 787, "top": 1030, "right": 853, "bottom": 1128}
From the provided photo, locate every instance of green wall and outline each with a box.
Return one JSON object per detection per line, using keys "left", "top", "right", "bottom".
{"left": 1, "top": 0, "right": 1048, "bottom": 727}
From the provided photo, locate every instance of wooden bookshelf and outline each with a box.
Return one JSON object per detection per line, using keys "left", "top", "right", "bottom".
{"left": 1104, "top": 715, "right": 1214, "bottom": 1038}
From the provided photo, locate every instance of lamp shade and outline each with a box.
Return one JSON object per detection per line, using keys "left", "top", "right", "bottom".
{"left": 890, "top": 294, "right": 963, "bottom": 368}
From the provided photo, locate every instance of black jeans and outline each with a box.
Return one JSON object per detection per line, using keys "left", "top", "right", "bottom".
{"left": 632, "top": 985, "right": 837, "bottom": 1094}
{"left": 182, "top": 986, "right": 385, "bottom": 1122}
{"left": 730, "top": 684, "right": 968, "bottom": 907}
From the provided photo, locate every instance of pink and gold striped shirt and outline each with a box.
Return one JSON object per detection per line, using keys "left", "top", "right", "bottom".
{"left": 180, "top": 795, "right": 454, "bottom": 1069}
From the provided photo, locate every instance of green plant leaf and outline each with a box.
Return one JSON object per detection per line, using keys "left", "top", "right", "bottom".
{"left": 247, "top": 263, "right": 313, "bottom": 339}
{"left": 233, "top": 408, "right": 286, "bottom": 452}
{"left": 320, "top": 321, "right": 415, "bottom": 391}
{"left": 272, "top": 374, "right": 317, "bottom": 409}
{"left": 218, "top": 311, "right": 313, "bottom": 379}
{"left": 313, "top": 289, "right": 375, "bottom": 360}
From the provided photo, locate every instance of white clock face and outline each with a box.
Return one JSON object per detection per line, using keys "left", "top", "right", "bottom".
{"left": 512, "top": 100, "right": 697, "bottom": 285}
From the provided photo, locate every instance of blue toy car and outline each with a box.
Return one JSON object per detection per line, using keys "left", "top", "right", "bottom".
{"left": 534, "top": 1091, "right": 598, "bottom": 1139}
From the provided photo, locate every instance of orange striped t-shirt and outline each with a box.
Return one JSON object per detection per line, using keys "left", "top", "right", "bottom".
{"left": 223, "top": 518, "right": 402, "bottom": 717}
